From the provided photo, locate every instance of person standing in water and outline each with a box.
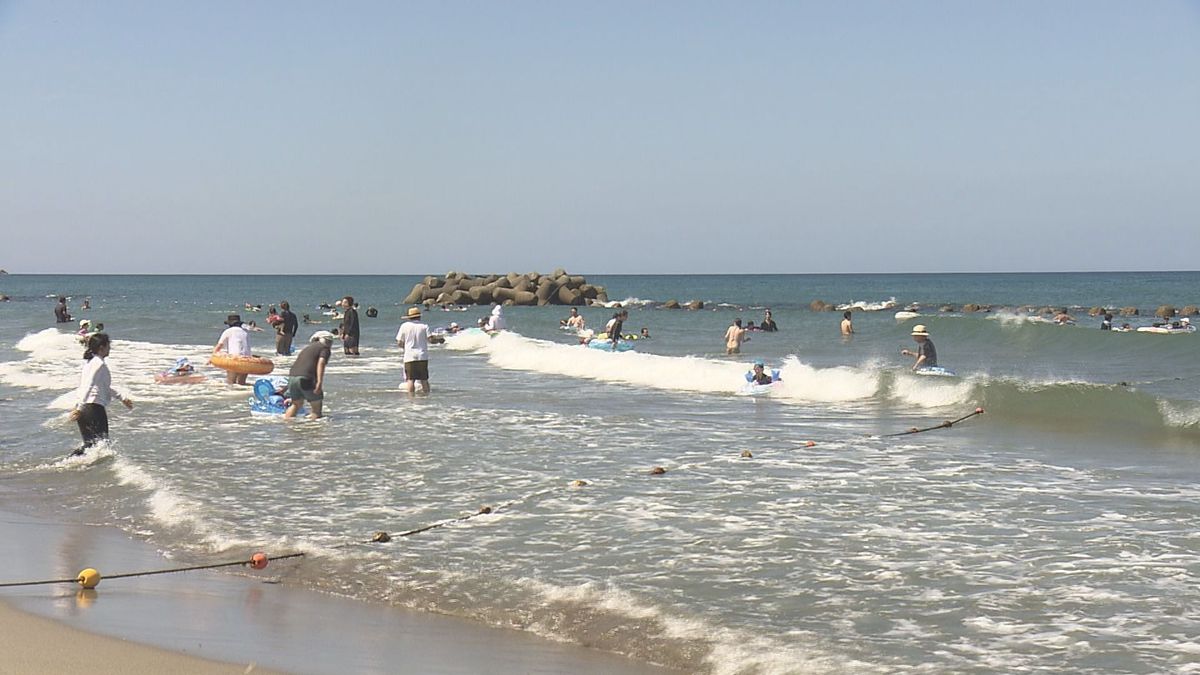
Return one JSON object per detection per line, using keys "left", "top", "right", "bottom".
{"left": 55, "top": 296, "right": 71, "bottom": 323}
{"left": 339, "top": 296, "right": 360, "bottom": 356}
{"left": 724, "top": 318, "right": 746, "bottom": 355}
{"left": 840, "top": 311, "right": 854, "bottom": 335}
{"left": 485, "top": 305, "right": 506, "bottom": 331}
{"left": 212, "top": 314, "right": 252, "bottom": 385}
{"left": 70, "top": 333, "right": 133, "bottom": 455}
{"left": 396, "top": 306, "right": 431, "bottom": 395}
{"left": 607, "top": 310, "right": 627, "bottom": 350}
{"left": 760, "top": 309, "right": 778, "bottom": 332}
{"left": 276, "top": 301, "right": 299, "bottom": 355}
{"left": 285, "top": 331, "right": 334, "bottom": 419}
{"left": 901, "top": 324, "right": 938, "bottom": 371}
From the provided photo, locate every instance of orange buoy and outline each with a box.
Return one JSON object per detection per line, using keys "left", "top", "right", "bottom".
{"left": 76, "top": 568, "right": 101, "bottom": 589}
{"left": 249, "top": 552, "right": 269, "bottom": 570}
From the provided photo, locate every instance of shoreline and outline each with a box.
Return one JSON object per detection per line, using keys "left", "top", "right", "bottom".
{"left": 0, "top": 506, "right": 677, "bottom": 675}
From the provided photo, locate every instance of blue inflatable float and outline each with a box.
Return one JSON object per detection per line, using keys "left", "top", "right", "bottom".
{"left": 250, "top": 377, "right": 302, "bottom": 416}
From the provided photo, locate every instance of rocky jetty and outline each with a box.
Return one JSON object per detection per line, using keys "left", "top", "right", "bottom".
{"left": 401, "top": 269, "right": 608, "bottom": 307}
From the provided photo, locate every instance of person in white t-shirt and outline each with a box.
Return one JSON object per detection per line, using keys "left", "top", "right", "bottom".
{"left": 212, "top": 313, "right": 252, "bottom": 385}
{"left": 69, "top": 332, "right": 134, "bottom": 455}
{"left": 395, "top": 306, "right": 431, "bottom": 395}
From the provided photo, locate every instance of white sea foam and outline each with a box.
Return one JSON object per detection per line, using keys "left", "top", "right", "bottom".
{"left": 522, "top": 578, "right": 868, "bottom": 674}
{"left": 446, "top": 332, "right": 886, "bottom": 404}
{"left": 1159, "top": 400, "right": 1200, "bottom": 429}
{"left": 888, "top": 372, "right": 975, "bottom": 408}
{"left": 836, "top": 297, "right": 897, "bottom": 312}
{"left": 594, "top": 297, "right": 657, "bottom": 308}
{"left": 771, "top": 356, "right": 880, "bottom": 403}
{"left": 110, "top": 455, "right": 232, "bottom": 547}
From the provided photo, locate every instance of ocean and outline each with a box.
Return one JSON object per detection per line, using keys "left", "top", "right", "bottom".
{"left": 2, "top": 272, "right": 1199, "bottom": 674}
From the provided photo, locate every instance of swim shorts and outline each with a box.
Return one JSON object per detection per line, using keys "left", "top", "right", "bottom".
{"left": 285, "top": 376, "right": 323, "bottom": 402}
{"left": 404, "top": 360, "right": 429, "bottom": 381}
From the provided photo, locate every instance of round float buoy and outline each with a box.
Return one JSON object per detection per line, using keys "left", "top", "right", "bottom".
{"left": 77, "top": 568, "right": 101, "bottom": 589}
{"left": 805, "top": 441, "right": 816, "bottom": 447}
{"left": 372, "top": 531, "right": 392, "bottom": 543}
{"left": 650, "top": 466, "right": 666, "bottom": 475}
{"left": 975, "top": 407, "right": 985, "bottom": 414}
{"left": 478, "top": 506, "right": 493, "bottom": 514}
{"left": 249, "top": 552, "right": 269, "bottom": 570}
{"left": 741, "top": 450, "right": 753, "bottom": 458}
{"left": 569, "top": 479, "right": 588, "bottom": 487}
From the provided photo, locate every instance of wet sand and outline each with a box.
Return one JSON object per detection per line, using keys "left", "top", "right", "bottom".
{"left": 0, "top": 508, "right": 676, "bottom": 674}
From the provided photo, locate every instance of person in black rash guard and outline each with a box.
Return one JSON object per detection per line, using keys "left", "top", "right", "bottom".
{"left": 55, "top": 296, "right": 71, "bottom": 323}
{"left": 277, "top": 301, "right": 299, "bottom": 355}
{"left": 760, "top": 309, "right": 778, "bottom": 332}
{"left": 901, "top": 324, "right": 938, "bottom": 371}
{"left": 749, "top": 360, "right": 774, "bottom": 385}
{"left": 339, "top": 295, "right": 360, "bottom": 355}
{"left": 606, "top": 310, "right": 626, "bottom": 351}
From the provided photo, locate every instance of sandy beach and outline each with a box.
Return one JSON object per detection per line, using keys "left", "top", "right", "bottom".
{"left": 0, "top": 506, "right": 676, "bottom": 674}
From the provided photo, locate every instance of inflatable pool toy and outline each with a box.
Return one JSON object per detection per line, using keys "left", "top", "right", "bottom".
{"left": 586, "top": 338, "right": 635, "bottom": 352}
{"left": 913, "top": 366, "right": 957, "bottom": 377}
{"left": 1136, "top": 322, "right": 1194, "bottom": 334}
{"left": 250, "top": 377, "right": 301, "bottom": 416}
{"left": 154, "top": 358, "right": 205, "bottom": 384}
{"left": 211, "top": 354, "right": 274, "bottom": 375}
{"left": 894, "top": 311, "right": 920, "bottom": 321}
{"left": 738, "top": 367, "right": 782, "bottom": 396}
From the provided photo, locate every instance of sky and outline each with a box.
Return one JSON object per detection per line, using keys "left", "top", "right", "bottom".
{"left": 1, "top": 1, "right": 1198, "bottom": 274}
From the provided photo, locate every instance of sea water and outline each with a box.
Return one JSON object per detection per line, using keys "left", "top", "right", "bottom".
{"left": 1, "top": 273, "right": 1199, "bottom": 674}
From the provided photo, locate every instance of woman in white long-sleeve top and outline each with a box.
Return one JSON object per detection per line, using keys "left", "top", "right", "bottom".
{"left": 70, "top": 333, "right": 133, "bottom": 455}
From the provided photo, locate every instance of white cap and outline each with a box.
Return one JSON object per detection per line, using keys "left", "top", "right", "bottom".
{"left": 79, "top": 319, "right": 90, "bottom": 326}
{"left": 310, "top": 330, "right": 335, "bottom": 342}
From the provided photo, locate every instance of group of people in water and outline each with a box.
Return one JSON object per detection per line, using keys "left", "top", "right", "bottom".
{"left": 62, "top": 295, "right": 442, "bottom": 453}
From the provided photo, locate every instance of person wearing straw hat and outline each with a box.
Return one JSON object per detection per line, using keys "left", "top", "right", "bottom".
{"left": 396, "top": 306, "right": 431, "bottom": 395}
{"left": 212, "top": 314, "right": 252, "bottom": 385}
{"left": 901, "top": 324, "right": 938, "bottom": 371}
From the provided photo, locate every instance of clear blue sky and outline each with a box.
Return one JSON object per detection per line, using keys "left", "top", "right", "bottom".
{"left": 1, "top": 1, "right": 1197, "bottom": 274}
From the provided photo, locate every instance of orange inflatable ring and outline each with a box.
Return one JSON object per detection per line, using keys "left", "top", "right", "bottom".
{"left": 211, "top": 354, "right": 274, "bottom": 376}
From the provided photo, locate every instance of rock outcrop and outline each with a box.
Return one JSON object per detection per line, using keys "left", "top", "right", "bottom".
{"left": 810, "top": 300, "right": 831, "bottom": 312}
{"left": 1119, "top": 306, "right": 1139, "bottom": 316}
{"left": 1179, "top": 305, "right": 1199, "bottom": 316}
{"left": 1155, "top": 305, "right": 1177, "bottom": 319}
{"left": 661, "top": 300, "right": 681, "bottom": 309}
{"left": 402, "top": 271, "right": 606, "bottom": 307}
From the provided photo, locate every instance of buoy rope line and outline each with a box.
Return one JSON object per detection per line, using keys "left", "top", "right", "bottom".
{"left": 0, "top": 552, "right": 303, "bottom": 590}
{"left": 342, "top": 487, "right": 559, "bottom": 545}
{"left": 1, "top": 408, "right": 984, "bottom": 587}
{"left": 879, "top": 408, "right": 985, "bottom": 438}
{"left": 350, "top": 408, "right": 986, "bottom": 545}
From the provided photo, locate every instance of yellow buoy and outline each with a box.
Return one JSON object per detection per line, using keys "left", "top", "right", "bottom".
{"left": 77, "top": 568, "right": 101, "bottom": 589}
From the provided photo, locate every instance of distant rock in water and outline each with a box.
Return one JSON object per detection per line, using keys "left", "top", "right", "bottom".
{"left": 1180, "top": 305, "right": 1199, "bottom": 317}
{"left": 1119, "top": 306, "right": 1139, "bottom": 316}
{"left": 1155, "top": 305, "right": 1177, "bottom": 318}
{"left": 661, "top": 299, "right": 681, "bottom": 309}
{"left": 401, "top": 271, "right": 607, "bottom": 307}
{"left": 686, "top": 300, "right": 705, "bottom": 311}
{"left": 810, "top": 300, "right": 831, "bottom": 312}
